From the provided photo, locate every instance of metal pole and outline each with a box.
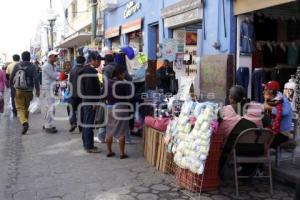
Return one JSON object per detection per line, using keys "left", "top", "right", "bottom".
{"left": 49, "top": 20, "right": 54, "bottom": 50}
{"left": 50, "top": 0, "right": 52, "bottom": 8}
{"left": 91, "top": 0, "right": 98, "bottom": 43}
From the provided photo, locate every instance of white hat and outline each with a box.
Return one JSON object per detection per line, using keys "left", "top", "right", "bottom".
{"left": 284, "top": 79, "right": 296, "bottom": 90}
{"left": 48, "top": 50, "right": 59, "bottom": 57}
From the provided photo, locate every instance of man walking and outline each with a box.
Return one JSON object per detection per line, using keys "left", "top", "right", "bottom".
{"left": 42, "top": 51, "right": 59, "bottom": 133}
{"left": 6, "top": 54, "right": 20, "bottom": 116}
{"left": 68, "top": 56, "right": 85, "bottom": 132}
{"left": 79, "top": 56, "right": 101, "bottom": 153}
{"left": 10, "top": 51, "right": 40, "bottom": 134}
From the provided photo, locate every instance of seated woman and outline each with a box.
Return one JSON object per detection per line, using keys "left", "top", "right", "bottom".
{"left": 218, "top": 85, "right": 247, "bottom": 144}
{"left": 263, "top": 81, "right": 295, "bottom": 149}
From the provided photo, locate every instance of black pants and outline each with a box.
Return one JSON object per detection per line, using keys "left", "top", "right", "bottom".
{"left": 69, "top": 97, "right": 82, "bottom": 126}
{"left": 271, "top": 133, "right": 289, "bottom": 149}
{"left": 10, "top": 87, "right": 17, "bottom": 115}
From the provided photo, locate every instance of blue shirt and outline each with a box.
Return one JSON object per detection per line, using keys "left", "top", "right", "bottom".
{"left": 272, "top": 95, "right": 293, "bottom": 133}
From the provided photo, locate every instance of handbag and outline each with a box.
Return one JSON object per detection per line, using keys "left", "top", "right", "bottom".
{"left": 145, "top": 116, "right": 170, "bottom": 132}
{"left": 94, "top": 104, "right": 106, "bottom": 127}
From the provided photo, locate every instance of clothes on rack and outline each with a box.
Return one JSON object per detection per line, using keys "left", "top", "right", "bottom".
{"left": 263, "top": 44, "right": 276, "bottom": 68}
{"left": 252, "top": 69, "right": 265, "bottom": 103}
{"left": 240, "top": 20, "right": 255, "bottom": 54}
{"left": 276, "top": 45, "right": 287, "bottom": 64}
{"left": 236, "top": 67, "right": 250, "bottom": 93}
{"left": 252, "top": 48, "right": 264, "bottom": 68}
{"left": 271, "top": 67, "right": 297, "bottom": 91}
{"left": 287, "top": 44, "right": 300, "bottom": 66}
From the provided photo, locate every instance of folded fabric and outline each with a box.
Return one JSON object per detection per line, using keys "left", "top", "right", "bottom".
{"left": 136, "top": 53, "right": 148, "bottom": 64}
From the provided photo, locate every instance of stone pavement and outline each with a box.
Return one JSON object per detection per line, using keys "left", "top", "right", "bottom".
{"left": 0, "top": 92, "right": 296, "bottom": 200}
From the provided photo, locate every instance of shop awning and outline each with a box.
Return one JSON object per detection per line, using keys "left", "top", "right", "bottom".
{"left": 105, "top": 26, "right": 120, "bottom": 39}
{"left": 121, "top": 18, "right": 143, "bottom": 34}
{"left": 234, "top": 0, "right": 297, "bottom": 15}
{"left": 56, "top": 32, "right": 92, "bottom": 48}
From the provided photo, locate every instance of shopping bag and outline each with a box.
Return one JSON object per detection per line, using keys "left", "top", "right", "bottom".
{"left": 28, "top": 98, "right": 41, "bottom": 114}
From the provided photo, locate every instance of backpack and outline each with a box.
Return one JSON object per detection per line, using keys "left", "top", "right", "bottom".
{"left": 13, "top": 65, "right": 29, "bottom": 90}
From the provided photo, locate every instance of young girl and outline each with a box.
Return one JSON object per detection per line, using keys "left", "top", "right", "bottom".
{"left": 105, "top": 65, "right": 132, "bottom": 159}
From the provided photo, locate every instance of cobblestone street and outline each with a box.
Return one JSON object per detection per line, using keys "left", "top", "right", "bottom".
{"left": 0, "top": 97, "right": 296, "bottom": 200}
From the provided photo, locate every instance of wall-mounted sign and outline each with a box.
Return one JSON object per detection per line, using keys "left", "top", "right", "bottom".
{"left": 124, "top": 1, "right": 141, "bottom": 19}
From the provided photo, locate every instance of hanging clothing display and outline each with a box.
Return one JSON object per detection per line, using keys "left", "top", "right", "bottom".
{"left": 252, "top": 48, "right": 264, "bottom": 68}
{"left": 240, "top": 20, "right": 255, "bottom": 54}
{"left": 275, "top": 45, "right": 287, "bottom": 64}
{"left": 263, "top": 44, "right": 276, "bottom": 68}
{"left": 287, "top": 44, "right": 300, "bottom": 66}
{"left": 277, "top": 18, "right": 288, "bottom": 42}
{"left": 252, "top": 69, "right": 265, "bottom": 103}
{"left": 236, "top": 67, "right": 250, "bottom": 93}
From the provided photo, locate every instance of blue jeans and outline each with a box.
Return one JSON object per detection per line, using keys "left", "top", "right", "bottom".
{"left": 82, "top": 105, "right": 95, "bottom": 149}
{"left": 97, "top": 127, "right": 132, "bottom": 142}
{"left": 252, "top": 69, "right": 265, "bottom": 103}
{"left": 236, "top": 67, "right": 249, "bottom": 92}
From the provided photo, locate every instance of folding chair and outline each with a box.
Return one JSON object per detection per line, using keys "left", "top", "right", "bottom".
{"left": 232, "top": 128, "right": 274, "bottom": 197}
{"left": 275, "top": 112, "right": 299, "bottom": 167}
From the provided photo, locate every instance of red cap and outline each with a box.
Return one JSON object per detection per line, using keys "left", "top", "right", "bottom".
{"left": 263, "top": 81, "right": 280, "bottom": 91}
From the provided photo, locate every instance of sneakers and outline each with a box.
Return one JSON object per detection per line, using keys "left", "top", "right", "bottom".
{"left": 69, "top": 125, "right": 77, "bottom": 133}
{"left": 22, "top": 122, "right": 29, "bottom": 135}
{"left": 44, "top": 126, "right": 58, "bottom": 134}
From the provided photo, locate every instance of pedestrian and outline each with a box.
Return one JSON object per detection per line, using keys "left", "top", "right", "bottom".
{"left": 42, "top": 51, "right": 59, "bottom": 133}
{"left": 68, "top": 56, "right": 85, "bottom": 133}
{"left": 9, "top": 51, "right": 40, "bottom": 134}
{"left": 105, "top": 65, "right": 131, "bottom": 159}
{"left": 79, "top": 56, "right": 101, "bottom": 153}
{"left": 6, "top": 54, "right": 20, "bottom": 116}
{"left": 156, "top": 59, "right": 176, "bottom": 93}
{"left": 0, "top": 66, "right": 8, "bottom": 113}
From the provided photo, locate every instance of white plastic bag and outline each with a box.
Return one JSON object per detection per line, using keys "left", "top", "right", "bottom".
{"left": 28, "top": 98, "right": 41, "bottom": 114}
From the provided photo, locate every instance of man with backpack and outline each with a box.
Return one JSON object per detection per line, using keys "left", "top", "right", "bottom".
{"left": 9, "top": 51, "right": 40, "bottom": 135}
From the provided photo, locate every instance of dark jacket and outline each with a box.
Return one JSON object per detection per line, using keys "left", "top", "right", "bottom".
{"left": 80, "top": 65, "right": 101, "bottom": 102}
{"left": 69, "top": 64, "right": 84, "bottom": 98}
{"left": 156, "top": 66, "right": 175, "bottom": 93}
{"left": 10, "top": 61, "right": 40, "bottom": 92}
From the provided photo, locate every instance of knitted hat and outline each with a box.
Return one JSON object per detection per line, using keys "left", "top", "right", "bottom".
{"left": 284, "top": 79, "right": 296, "bottom": 90}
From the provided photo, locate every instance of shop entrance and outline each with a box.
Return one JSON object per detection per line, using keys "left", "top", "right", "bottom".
{"left": 236, "top": 2, "right": 300, "bottom": 103}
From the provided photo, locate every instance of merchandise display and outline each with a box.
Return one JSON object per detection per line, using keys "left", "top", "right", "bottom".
{"left": 164, "top": 101, "right": 219, "bottom": 175}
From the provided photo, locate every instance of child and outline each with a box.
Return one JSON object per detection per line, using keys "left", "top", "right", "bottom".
{"left": 263, "top": 81, "right": 295, "bottom": 149}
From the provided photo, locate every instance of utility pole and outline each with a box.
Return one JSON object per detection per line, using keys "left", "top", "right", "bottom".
{"left": 91, "top": 0, "right": 98, "bottom": 44}
{"left": 48, "top": 0, "right": 56, "bottom": 50}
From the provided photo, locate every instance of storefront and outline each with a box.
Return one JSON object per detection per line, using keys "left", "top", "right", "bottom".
{"left": 104, "top": 0, "right": 162, "bottom": 60}
{"left": 104, "top": 26, "right": 121, "bottom": 51}
{"left": 161, "top": 0, "right": 202, "bottom": 79}
{"left": 234, "top": 0, "right": 299, "bottom": 103}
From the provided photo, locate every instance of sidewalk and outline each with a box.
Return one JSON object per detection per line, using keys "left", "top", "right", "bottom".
{"left": 272, "top": 146, "right": 300, "bottom": 185}
{"left": 0, "top": 93, "right": 297, "bottom": 200}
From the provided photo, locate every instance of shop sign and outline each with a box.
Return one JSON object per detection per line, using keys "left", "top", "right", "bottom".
{"left": 121, "top": 18, "right": 143, "bottom": 34}
{"left": 124, "top": 1, "right": 141, "bottom": 19}
{"left": 165, "top": 8, "right": 202, "bottom": 28}
{"left": 161, "top": 0, "right": 202, "bottom": 18}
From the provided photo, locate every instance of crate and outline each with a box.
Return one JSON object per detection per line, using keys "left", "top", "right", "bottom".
{"left": 143, "top": 126, "right": 175, "bottom": 173}
{"left": 175, "top": 130, "right": 223, "bottom": 192}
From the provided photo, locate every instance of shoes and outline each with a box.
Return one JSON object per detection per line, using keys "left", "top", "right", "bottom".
{"left": 107, "top": 152, "right": 116, "bottom": 157}
{"left": 85, "top": 147, "right": 101, "bottom": 153}
{"left": 120, "top": 154, "right": 129, "bottom": 159}
{"left": 280, "top": 140, "right": 297, "bottom": 150}
{"left": 44, "top": 127, "right": 58, "bottom": 134}
{"left": 22, "top": 122, "right": 29, "bottom": 135}
{"left": 69, "top": 125, "right": 77, "bottom": 133}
